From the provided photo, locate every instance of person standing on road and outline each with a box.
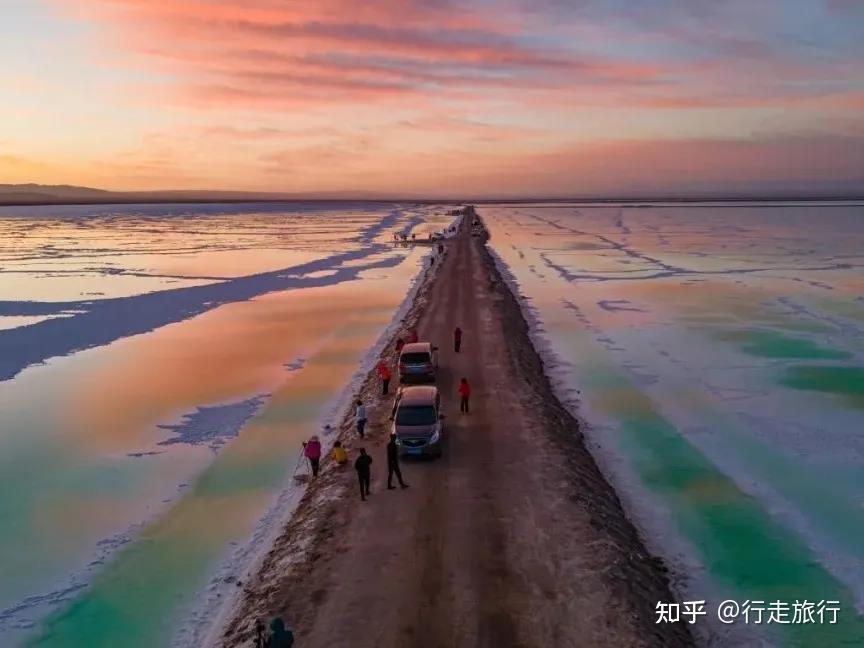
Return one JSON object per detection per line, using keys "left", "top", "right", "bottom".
{"left": 453, "top": 326, "right": 463, "bottom": 353}
{"left": 303, "top": 435, "right": 322, "bottom": 478}
{"left": 355, "top": 447, "right": 373, "bottom": 500}
{"left": 355, "top": 399, "right": 367, "bottom": 438}
{"left": 458, "top": 377, "right": 471, "bottom": 413}
{"left": 377, "top": 360, "right": 391, "bottom": 395}
{"left": 386, "top": 434, "right": 408, "bottom": 490}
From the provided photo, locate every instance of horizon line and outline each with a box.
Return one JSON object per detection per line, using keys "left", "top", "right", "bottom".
{"left": 2, "top": 184, "right": 864, "bottom": 207}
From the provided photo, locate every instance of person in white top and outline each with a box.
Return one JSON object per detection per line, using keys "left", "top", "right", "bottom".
{"left": 355, "top": 399, "right": 368, "bottom": 438}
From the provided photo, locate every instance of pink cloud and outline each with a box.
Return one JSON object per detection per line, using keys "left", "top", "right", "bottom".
{"left": 66, "top": 0, "right": 864, "bottom": 118}
{"left": 28, "top": 0, "right": 864, "bottom": 194}
{"left": 62, "top": 0, "right": 681, "bottom": 112}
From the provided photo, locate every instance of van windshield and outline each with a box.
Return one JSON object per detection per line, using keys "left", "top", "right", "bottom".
{"left": 395, "top": 405, "right": 437, "bottom": 426}
{"left": 401, "top": 352, "right": 430, "bottom": 364}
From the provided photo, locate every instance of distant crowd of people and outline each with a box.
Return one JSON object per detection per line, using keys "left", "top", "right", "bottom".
{"left": 391, "top": 225, "right": 455, "bottom": 245}
{"left": 301, "top": 323, "right": 470, "bottom": 496}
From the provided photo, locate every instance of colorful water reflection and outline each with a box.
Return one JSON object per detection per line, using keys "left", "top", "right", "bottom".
{"left": 483, "top": 202, "right": 864, "bottom": 645}
{"left": 0, "top": 203, "right": 453, "bottom": 646}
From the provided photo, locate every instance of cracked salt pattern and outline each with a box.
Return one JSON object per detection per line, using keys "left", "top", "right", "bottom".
{"left": 484, "top": 201, "right": 864, "bottom": 645}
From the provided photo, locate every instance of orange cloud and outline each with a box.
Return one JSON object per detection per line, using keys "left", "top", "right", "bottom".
{"left": 14, "top": 0, "right": 863, "bottom": 194}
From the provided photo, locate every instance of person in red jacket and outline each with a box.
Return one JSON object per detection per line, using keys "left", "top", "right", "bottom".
{"left": 453, "top": 326, "right": 463, "bottom": 353}
{"left": 458, "top": 377, "right": 471, "bottom": 413}
{"left": 377, "top": 360, "right": 392, "bottom": 395}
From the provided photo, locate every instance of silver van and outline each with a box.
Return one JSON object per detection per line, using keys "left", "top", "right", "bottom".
{"left": 391, "top": 385, "right": 443, "bottom": 457}
{"left": 398, "top": 342, "right": 438, "bottom": 383}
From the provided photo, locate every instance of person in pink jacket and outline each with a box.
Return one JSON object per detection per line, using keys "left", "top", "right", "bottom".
{"left": 303, "top": 435, "right": 322, "bottom": 478}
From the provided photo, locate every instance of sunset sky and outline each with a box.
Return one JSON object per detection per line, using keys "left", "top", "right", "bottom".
{"left": 2, "top": 0, "right": 863, "bottom": 197}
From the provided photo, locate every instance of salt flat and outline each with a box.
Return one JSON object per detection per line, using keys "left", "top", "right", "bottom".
{"left": 483, "top": 201, "right": 864, "bottom": 645}
{"left": 0, "top": 202, "right": 452, "bottom": 647}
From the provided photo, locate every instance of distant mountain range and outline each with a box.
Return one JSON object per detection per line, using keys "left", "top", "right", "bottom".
{"left": 0, "top": 183, "right": 386, "bottom": 205}
{"left": 0, "top": 184, "right": 112, "bottom": 203}
{"left": 0, "top": 183, "right": 861, "bottom": 206}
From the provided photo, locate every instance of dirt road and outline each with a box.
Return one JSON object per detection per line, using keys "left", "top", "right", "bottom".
{"left": 219, "top": 209, "right": 691, "bottom": 647}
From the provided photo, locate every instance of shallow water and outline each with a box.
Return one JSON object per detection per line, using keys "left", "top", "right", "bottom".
{"left": 0, "top": 202, "right": 452, "bottom": 646}
{"left": 483, "top": 202, "right": 864, "bottom": 645}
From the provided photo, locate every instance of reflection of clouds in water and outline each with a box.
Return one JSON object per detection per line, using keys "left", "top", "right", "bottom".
{"left": 0, "top": 204, "right": 461, "bottom": 645}
{"left": 0, "top": 204, "right": 435, "bottom": 302}
{"left": 0, "top": 232, "right": 415, "bottom": 382}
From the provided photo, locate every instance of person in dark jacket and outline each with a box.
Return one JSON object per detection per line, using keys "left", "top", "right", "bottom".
{"left": 355, "top": 447, "right": 373, "bottom": 500}
{"left": 264, "top": 617, "right": 294, "bottom": 647}
{"left": 386, "top": 433, "right": 408, "bottom": 490}
{"left": 453, "top": 326, "right": 463, "bottom": 353}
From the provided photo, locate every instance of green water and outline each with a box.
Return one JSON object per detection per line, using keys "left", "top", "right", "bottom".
{"left": 483, "top": 202, "right": 864, "bottom": 647}
{"left": 584, "top": 368, "right": 864, "bottom": 646}
{"left": 780, "top": 366, "right": 864, "bottom": 397}
{"left": 27, "top": 316, "right": 393, "bottom": 647}
{"left": 561, "top": 324, "right": 864, "bottom": 646}
{"left": 717, "top": 330, "right": 851, "bottom": 360}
